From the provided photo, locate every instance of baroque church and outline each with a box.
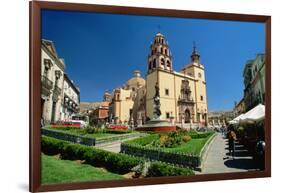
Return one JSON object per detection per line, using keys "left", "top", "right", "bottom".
{"left": 109, "top": 32, "right": 208, "bottom": 127}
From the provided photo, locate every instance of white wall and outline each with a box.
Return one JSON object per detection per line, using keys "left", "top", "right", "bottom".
{"left": 0, "top": 0, "right": 280, "bottom": 193}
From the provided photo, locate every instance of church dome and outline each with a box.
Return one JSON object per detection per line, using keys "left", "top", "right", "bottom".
{"left": 126, "top": 70, "right": 146, "bottom": 89}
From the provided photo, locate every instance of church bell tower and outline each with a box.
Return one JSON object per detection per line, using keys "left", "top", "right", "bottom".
{"left": 147, "top": 32, "right": 173, "bottom": 74}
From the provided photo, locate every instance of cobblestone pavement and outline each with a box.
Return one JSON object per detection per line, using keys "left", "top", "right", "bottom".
{"left": 201, "top": 133, "right": 258, "bottom": 174}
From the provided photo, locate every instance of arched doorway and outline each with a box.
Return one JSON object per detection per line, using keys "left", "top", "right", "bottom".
{"left": 184, "top": 109, "right": 191, "bottom": 123}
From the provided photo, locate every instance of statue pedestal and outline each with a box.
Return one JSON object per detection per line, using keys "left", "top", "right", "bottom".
{"left": 136, "top": 119, "right": 177, "bottom": 132}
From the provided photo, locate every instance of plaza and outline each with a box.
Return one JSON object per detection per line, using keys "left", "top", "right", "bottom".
{"left": 39, "top": 11, "right": 266, "bottom": 184}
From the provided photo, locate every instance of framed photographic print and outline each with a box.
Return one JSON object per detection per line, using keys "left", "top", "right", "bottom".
{"left": 29, "top": 1, "right": 271, "bottom": 192}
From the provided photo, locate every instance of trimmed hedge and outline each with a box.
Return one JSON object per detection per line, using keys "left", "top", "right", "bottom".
{"left": 189, "top": 132, "right": 213, "bottom": 139}
{"left": 121, "top": 132, "right": 214, "bottom": 168}
{"left": 42, "top": 128, "right": 96, "bottom": 146}
{"left": 147, "top": 162, "right": 193, "bottom": 177}
{"left": 41, "top": 136, "right": 194, "bottom": 176}
{"left": 42, "top": 128, "right": 144, "bottom": 146}
{"left": 106, "top": 129, "right": 132, "bottom": 134}
{"left": 121, "top": 143, "right": 200, "bottom": 168}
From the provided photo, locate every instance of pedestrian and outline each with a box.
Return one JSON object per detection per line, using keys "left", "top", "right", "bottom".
{"left": 220, "top": 125, "right": 225, "bottom": 136}
{"left": 256, "top": 138, "right": 265, "bottom": 170}
{"left": 41, "top": 118, "right": 45, "bottom": 128}
{"left": 227, "top": 125, "right": 237, "bottom": 159}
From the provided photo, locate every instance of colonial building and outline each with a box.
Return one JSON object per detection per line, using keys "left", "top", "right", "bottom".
{"left": 208, "top": 111, "right": 235, "bottom": 127}
{"left": 146, "top": 32, "right": 208, "bottom": 125}
{"left": 41, "top": 39, "right": 80, "bottom": 124}
{"left": 243, "top": 54, "right": 265, "bottom": 111}
{"left": 110, "top": 70, "right": 146, "bottom": 125}
{"left": 80, "top": 91, "right": 111, "bottom": 125}
{"left": 233, "top": 98, "right": 246, "bottom": 116}
{"left": 61, "top": 74, "right": 80, "bottom": 121}
{"left": 41, "top": 40, "right": 65, "bottom": 124}
{"left": 109, "top": 32, "right": 208, "bottom": 126}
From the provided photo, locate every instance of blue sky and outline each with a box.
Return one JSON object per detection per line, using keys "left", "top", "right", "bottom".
{"left": 42, "top": 10, "right": 265, "bottom": 111}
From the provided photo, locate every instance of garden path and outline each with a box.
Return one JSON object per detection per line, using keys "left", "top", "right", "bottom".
{"left": 95, "top": 136, "right": 141, "bottom": 153}
{"left": 201, "top": 133, "right": 258, "bottom": 174}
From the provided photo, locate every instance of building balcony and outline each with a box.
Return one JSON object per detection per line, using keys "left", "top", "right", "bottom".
{"left": 178, "top": 97, "right": 194, "bottom": 104}
{"left": 41, "top": 75, "right": 53, "bottom": 90}
{"left": 53, "top": 85, "right": 62, "bottom": 97}
{"left": 41, "top": 75, "right": 53, "bottom": 97}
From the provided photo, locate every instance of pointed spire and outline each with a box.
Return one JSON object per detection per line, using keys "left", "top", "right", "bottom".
{"left": 191, "top": 41, "right": 200, "bottom": 63}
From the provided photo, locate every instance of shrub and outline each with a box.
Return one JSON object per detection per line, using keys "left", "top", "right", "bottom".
{"left": 106, "top": 129, "right": 132, "bottom": 134}
{"left": 41, "top": 136, "right": 194, "bottom": 176}
{"left": 121, "top": 143, "right": 200, "bottom": 168}
{"left": 41, "top": 128, "right": 95, "bottom": 146}
{"left": 149, "top": 131, "right": 192, "bottom": 148}
{"left": 147, "top": 162, "right": 194, "bottom": 177}
{"left": 41, "top": 136, "right": 68, "bottom": 155}
{"left": 41, "top": 136, "right": 139, "bottom": 174}
{"left": 85, "top": 126, "right": 95, "bottom": 134}
{"left": 189, "top": 132, "right": 213, "bottom": 139}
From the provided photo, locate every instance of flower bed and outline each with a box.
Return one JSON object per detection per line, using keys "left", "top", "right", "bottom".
{"left": 107, "top": 124, "right": 128, "bottom": 130}
{"left": 121, "top": 143, "right": 200, "bottom": 168}
{"left": 41, "top": 136, "right": 194, "bottom": 177}
{"left": 51, "top": 121, "right": 81, "bottom": 128}
{"left": 121, "top": 132, "right": 215, "bottom": 168}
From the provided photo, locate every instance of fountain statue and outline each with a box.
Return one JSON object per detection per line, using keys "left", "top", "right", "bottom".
{"left": 153, "top": 82, "right": 161, "bottom": 119}
{"left": 136, "top": 82, "right": 177, "bottom": 132}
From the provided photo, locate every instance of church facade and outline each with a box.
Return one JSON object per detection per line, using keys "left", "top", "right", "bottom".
{"left": 109, "top": 32, "right": 208, "bottom": 126}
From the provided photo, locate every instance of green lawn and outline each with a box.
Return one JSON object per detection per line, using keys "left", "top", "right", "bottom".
{"left": 124, "top": 132, "right": 214, "bottom": 155}
{"left": 165, "top": 137, "right": 212, "bottom": 155}
{"left": 41, "top": 154, "right": 124, "bottom": 185}
{"left": 47, "top": 127, "right": 132, "bottom": 139}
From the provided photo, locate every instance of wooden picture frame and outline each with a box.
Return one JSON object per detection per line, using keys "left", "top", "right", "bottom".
{"left": 30, "top": 1, "right": 271, "bottom": 192}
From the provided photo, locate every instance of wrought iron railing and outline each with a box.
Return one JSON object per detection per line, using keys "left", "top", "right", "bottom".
{"left": 53, "top": 85, "right": 62, "bottom": 96}
{"left": 41, "top": 75, "right": 53, "bottom": 90}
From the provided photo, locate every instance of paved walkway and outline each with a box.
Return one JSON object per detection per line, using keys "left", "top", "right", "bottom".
{"left": 95, "top": 136, "right": 141, "bottom": 153}
{"left": 201, "top": 133, "right": 258, "bottom": 174}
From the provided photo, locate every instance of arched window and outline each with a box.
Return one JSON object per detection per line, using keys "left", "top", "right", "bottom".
{"left": 167, "top": 60, "right": 171, "bottom": 68}
{"left": 149, "top": 61, "right": 152, "bottom": 70}
{"left": 160, "top": 58, "right": 165, "bottom": 66}
{"left": 153, "top": 59, "right": 156, "bottom": 68}
{"left": 161, "top": 47, "right": 163, "bottom": 54}
{"left": 165, "top": 48, "right": 168, "bottom": 55}
{"left": 155, "top": 48, "right": 157, "bottom": 53}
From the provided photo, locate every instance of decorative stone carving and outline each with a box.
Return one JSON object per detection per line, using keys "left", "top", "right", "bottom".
{"left": 178, "top": 79, "right": 194, "bottom": 123}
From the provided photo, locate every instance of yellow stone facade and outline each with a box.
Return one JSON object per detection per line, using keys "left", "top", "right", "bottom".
{"left": 110, "top": 32, "right": 208, "bottom": 126}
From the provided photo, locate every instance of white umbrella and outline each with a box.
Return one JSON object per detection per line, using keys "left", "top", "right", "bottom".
{"left": 228, "top": 120, "right": 238, "bottom": 124}
{"left": 228, "top": 113, "right": 246, "bottom": 125}
{"left": 241, "top": 104, "right": 265, "bottom": 123}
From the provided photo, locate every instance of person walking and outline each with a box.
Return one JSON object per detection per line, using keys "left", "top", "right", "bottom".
{"left": 227, "top": 126, "right": 237, "bottom": 159}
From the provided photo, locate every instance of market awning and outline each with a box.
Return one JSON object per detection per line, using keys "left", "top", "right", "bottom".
{"left": 240, "top": 104, "right": 265, "bottom": 123}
